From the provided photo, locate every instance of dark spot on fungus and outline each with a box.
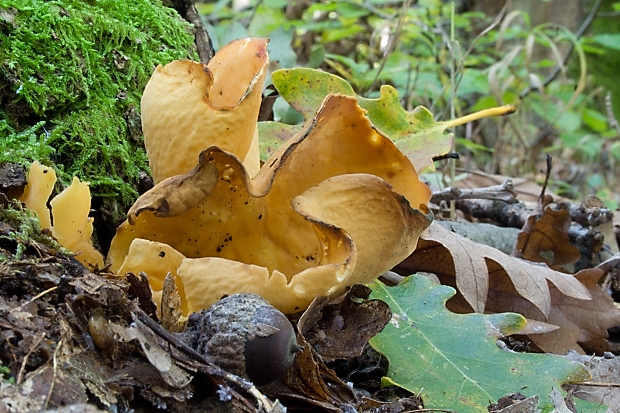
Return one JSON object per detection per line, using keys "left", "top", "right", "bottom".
{"left": 159, "top": 251, "right": 165, "bottom": 258}
{"left": 258, "top": 214, "right": 262, "bottom": 220}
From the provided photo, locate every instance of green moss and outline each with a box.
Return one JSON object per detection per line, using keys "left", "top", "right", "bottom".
{"left": 0, "top": 203, "right": 68, "bottom": 260}
{"left": 0, "top": 0, "right": 198, "bottom": 222}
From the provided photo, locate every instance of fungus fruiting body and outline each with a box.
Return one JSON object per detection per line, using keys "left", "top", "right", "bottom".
{"left": 20, "top": 161, "right": 104, "bottom": 269}
{"left": 141, "top": 38, "right": 267, "bottom": 183}
{"left": 107, "top": 37, "right": 433, "bottom": 314}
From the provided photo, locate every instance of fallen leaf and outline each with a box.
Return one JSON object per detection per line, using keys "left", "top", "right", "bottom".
{"left": 300, "top": 284, "right": 391, "bottom": 362}
{"left": 525, "top": 268, "right": 620, "bottom": 354}
{"left": 160, "top": 273, "right": 184, "bottom": 333}
{"left": 265, "top": 68, "right": 514, "bottom": 173}
{"left": 397, "top": 222, "right": 589, "bottom": 315}
{"left": 513, "top": 196, "right": 580, "bottom": 269}
{"left": 396, "top": 222, "right": 620, "bottom": 354}
{"left": 369, "top": 275, "right": 590, "bottom": 413}
{"left": 260, "top": 332, "right": 355, "bottom": 412}
{"left": 488, "top": 393, "right": 539, "bottom": 413}
{"left": 258, "top": 122, "right": 303, "bottom": 162}
{"left": 125, "top": 272, "right": 159, "bottom": 320}
{"left": 129, "top": 317, "right": 193, "bottom": 388}
{"left": 549, "top": 388, "right": 574, "bottom": 413}
{"left": 565, "top": 352, "right": 620, "bottom": 412}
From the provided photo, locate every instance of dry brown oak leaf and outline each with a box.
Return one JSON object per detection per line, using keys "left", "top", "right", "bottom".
{"left": 512, "top": 195, "right": 580, "bottom": 270}
{"left": 395, "top": 222, "right": 620, "bottom": 354}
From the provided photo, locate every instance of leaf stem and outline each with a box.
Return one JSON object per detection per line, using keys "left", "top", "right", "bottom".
{"left": 443, "top": 104, "right": 516, "bottom": 130}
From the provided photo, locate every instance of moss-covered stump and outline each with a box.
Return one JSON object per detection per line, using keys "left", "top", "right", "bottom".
{"left": 0, "top": 0, "right": 198, "bottom": 242}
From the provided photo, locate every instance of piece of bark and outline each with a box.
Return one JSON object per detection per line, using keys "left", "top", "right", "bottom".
{"left": 456, "top": 198, "right": 609, "bottom": 256}
{"left": 456, "top": 198, "right": 526, "bottom": 228}
{"left": 164, "top": 0, "right": 214, "bottom": 62}
{"left": 567, "top": 200, "right": 613, "bottom": 228}
{"left": 431, "top": 179, "right": 515, "bottom": 205}
{"left": 457, "top": 198, "right": 613, "bottom": 230}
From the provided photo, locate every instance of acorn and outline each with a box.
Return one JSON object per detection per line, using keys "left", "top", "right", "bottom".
{"left": 181, "top": 293, "right": 299, "bottom": 385}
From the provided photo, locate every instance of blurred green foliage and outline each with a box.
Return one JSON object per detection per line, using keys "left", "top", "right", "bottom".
{"left": 198, "top": 0, "right": 620, "bottom": 208}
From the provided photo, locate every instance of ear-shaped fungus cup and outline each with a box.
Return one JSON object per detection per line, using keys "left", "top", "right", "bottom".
{"left": 108, "top": 93, "right": 432, "bottom": 313}
{"left": 141, "top": 38, "right": 268, "bottom": 183}
{"left": 20, "top": 162, "right": 104, "bottom": 270}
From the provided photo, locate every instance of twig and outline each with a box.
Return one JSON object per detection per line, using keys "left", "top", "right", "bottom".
{"left": 132, "top": 307, "right": 276, "bottom": 412}
{"left": 462, "top": 5, "right": 508, "bottom": 63}
{"left": 537, "top": 155, "right": 553, "bottom": 206}
{"left": 605, "top": 92, "right": 620, "bottom": 136}
{"left": 598, "top": 10, "right": 620, "bottom": 17}
{"left": 44, "top": 338, "right": 63, "bottom": 409}
{"left": 133, "top": 307, "right": 209, "bottom": 364}
{"left": 432, "top": 152, "right": 460, "bottom": 162}
{"left": 245, "top": 0, "right": 264, "bottom": 31}
{"left": 17, "top": 332, "right": 45, "bottom": 385}
{"left": 519, "top": 0, "right": 603, "bottom": 100}
{"left": 341, "top": 0, "right": 392, "bottom": 20}
{"left": 574, "top": 381, "right": 620, "bottom": 388}
{"left": 451, "top": 5, "right": 508, "bottom": 96}
{"left": 431, "top": 180, "right": 516, "bottom": 204}
{"left": 365, "top": 0, "right": 412, "bottom": 95}
{"left": 10, "top": 286, "right": 58, "bottom": 314}
{"left": 379, "top": 270, "right": 406, "bottom": 285}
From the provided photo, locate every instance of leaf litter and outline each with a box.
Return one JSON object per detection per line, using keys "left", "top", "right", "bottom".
{"left": 0, "top": 196, "right": 426, "bottom": 412}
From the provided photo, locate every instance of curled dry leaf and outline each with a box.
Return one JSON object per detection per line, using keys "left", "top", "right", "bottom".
{"left": 512, "top": 196, "right": 581, "bottom": 269}
{"left": 109, "top": 91, "right": 432, "bottom": 314}
{"left": 396, "top": 222, "right": 620, "bottom": 354}
{"left": 300, "top": 284, "right": 392, "bottom": 362}
{"left": 141, "top": 38, "right": 268, "bottom": 183}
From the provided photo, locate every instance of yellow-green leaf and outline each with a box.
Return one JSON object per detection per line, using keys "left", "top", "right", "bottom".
{"left": 265, "top": 68, "right": 514, "bottom": 173}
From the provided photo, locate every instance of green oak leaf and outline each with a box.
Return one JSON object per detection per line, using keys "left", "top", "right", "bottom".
{"left": 262, "top": 68, "right": 514, "bottom": 172}
{"left": 369, "top": 275, "right": 591, "bottom": 413}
